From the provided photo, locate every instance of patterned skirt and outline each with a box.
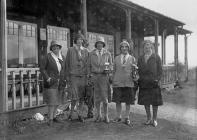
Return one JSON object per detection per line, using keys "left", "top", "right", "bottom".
{"left": 67, "top": 76, "right": 86, "bottom": 101}
{"left": 43, "top": 88, "right": 63, "bottom": 106}
{"left": 92, "top": 74, "right": 110, "bottom": 103}
{"left": 112, "top": 87, "right": 135, "bottom": 105}
{"left": 138, "top": 87, "right": 163, "bottom": 106}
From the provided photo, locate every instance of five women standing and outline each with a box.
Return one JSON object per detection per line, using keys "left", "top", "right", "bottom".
{"left": 40, "top": 37, "right": 163, "bottom": 127}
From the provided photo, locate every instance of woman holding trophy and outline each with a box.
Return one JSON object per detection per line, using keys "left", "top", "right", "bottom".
{"left": 112, "top": 40, "right": 138, "bottom": 125}
{"left": 88, "top": 36, "right": 112, "bottom": 123}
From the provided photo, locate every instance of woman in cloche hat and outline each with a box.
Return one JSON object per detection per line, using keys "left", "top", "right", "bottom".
{"left": 112, "top": 40, "right": 137, "bottom": 125}
{"left": 88, "top": 36, "right": 113, "bottom": 123}
{"left": 40, "top": 40, "right": 65, "bottom": 126}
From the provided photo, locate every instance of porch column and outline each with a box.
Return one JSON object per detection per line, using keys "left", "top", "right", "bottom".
{"left": 184, "top": 34, "right": 188, "bottom": 81}
{"left": 125, "top": 8, "right": 132, "bottom": 42}
{"left": 154, "top": 18, "right": 159, "bottom": 54}
{"left": 80, "top": 0, "right": 87, "bottom": 38}
{"left": 174, "top": 26, "right": 179, "bottom": 80}
{"left": 0, "top": 0, "right": 8, "bottom": 112}
{"left": 161, "top": 29, "right": 166, "bottom": 65}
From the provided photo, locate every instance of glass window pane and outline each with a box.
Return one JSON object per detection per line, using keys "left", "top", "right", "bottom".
{"left": 14, "top": 28, "right": 18, "bottom": 35}
{"left": 22, "top": 36, "right": 37, "bottom": 64}
{"left": 8, "top": 28, "right": 13, "bottom": 35}
{"left": 14, "top": 23, "right": 18, "bottom": 29}
{"left": 27, "top": 30, "right": 32, "bottom": 37}
{"left": 7, "top": 34, "right": 19, "bottom": 67}
{"left": 32, "top": 30, "right": 35, "bottom": 37}
{"left": 8, "top": 22, "right": 13, "bottom": 28}
{"left": 27, "top": 25, "right": 31, "bottom": 30}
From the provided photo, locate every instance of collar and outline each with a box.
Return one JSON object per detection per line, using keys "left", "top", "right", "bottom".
{"left": 50, "top": 51, "right": 63, "bottom": 61}
{"left": 96, "top": 48, "right": 103, "bottom": 53}
{"left": 144, "top": 52, "right": 152, "bottom": 57}
{"left": 121, "top": 53, "right": 129, "bottom": 59}
{"left": 74, "top": 44, "right": 84, "bottom": 51}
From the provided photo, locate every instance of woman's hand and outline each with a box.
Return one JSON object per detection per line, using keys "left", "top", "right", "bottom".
{"left": 47, "top": 77, "right": 51, "bottom": 83}
{"left": 133, "top": 75, "right": 139, "bottom": 81}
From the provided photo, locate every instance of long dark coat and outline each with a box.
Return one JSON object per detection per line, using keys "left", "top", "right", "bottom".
{"left": 40, "top": 53, "right": 66, "bottom": 105}
{"left": 40, "top": 53, "right": 66, "bottom": 89}
{"left": 137, "top": 53, "right": 163, "bottom": 106}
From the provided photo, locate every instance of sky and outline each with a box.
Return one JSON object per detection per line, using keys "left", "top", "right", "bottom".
{"left": 130, "top": 0, "right": 197, "bottom": 67}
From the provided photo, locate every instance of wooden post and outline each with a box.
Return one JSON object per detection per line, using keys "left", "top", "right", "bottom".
{"left": 0, "top": 0, "right": 8, "bottom": 112}
{"left": 28, "top": 70, "right": 32, "bottom": 107}
{"left": 161, "top": 29, "right": 166, "bottom": 65}
{"left": 154, "top": 19, "right": 159, "bottom": 54}
{"left": 125, "top": 9, "right": 132, "bottom": 41}
{"left": 184, "top": 34, "right": 188, "bottom": 81}
{"left": 80, "top": 0, "right": 87, "bottom": 38}
{"left": 20, "top": 70, "right": 24, "bottom": 108}
{"left": 36, "top": 70, "right": 40, "bottom": 106}
{"left": 11, "top": 71, "right": 16, "bottom": 110}
{"left": 174, "top": 26, "right": 179, "bottom": 81}
{"left": 115, "top": 32, "right": 121, "bottom": 56}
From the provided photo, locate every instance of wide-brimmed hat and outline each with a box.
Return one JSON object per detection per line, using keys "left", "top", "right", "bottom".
{"left": 95, "top": 36, "right": 105, "bottom": 47}
{"left": 50, "top": 40, "right": 62, "bottom": 51}
{"left": 120, "top": 40, "right": 130, "bottom": 50}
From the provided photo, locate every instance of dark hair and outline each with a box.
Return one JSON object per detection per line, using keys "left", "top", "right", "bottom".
{"left": 95, "top": 41, "right": 105, "bottom": 48}
{"left": 74, "top": 33, "right": 85, "bottom": 44}
{"left": 50, "top": 44, "right": 62, "bottom": 51}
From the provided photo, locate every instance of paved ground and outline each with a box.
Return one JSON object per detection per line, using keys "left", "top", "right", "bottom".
{"left": 0, "top": 80, "right": 197, "bottom": 140}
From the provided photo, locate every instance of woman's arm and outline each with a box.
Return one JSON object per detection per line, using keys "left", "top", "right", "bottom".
{"left": 40, "top": 54, "right": 50, "bottom": 81}
{"left": 156, "top": 55, "right": 162, "bottom": 81}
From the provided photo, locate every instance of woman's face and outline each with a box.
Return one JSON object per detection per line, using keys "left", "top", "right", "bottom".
{"left": 96, "top": 42, "right": 104, "bottom": 51}
{"left": 120, "top": 45, "right": 129, "bottom": 55}
{"left": 144, "top": 43, "right": 153, "bottom": 54}
{"left": 76, "top": 38, "right": 83, "bottom": 47}
{"left": 51, "top": 45, "right": 60, "bottom": 55}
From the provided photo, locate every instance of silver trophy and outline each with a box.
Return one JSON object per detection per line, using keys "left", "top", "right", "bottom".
{"left": 104, "top": 62, "right": 110, "bottom": 73}
{"left": 131, "top": 64, "right": 139, "bottom": 80}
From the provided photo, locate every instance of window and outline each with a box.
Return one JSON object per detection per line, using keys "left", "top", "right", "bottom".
{"left": 7, "top": 20, "right": 38, "bottom": 67}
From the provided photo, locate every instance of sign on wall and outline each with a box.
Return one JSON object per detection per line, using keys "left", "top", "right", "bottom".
{"left": 87, "top": 32, "right": 114, "bottom": 59}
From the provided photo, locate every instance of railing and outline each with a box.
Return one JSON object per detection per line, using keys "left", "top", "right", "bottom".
{"left": 161, "top": 65, "right": 176, "bottom": 87}
{"left": 7, "top": 68, "right": 44, "bottom": 111}
{"left": 5, "top": 65, "right": 176, "bottom": 111}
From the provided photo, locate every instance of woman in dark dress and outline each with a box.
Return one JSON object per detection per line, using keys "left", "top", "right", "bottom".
{"left": 40, "top": 40, "right": 65, "bottom": 126}
{"left": 138, "top": 40, "right": 163, "bottom": 127}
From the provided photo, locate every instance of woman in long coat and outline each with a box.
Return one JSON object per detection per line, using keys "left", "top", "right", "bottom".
{"left": 40, "top": 40, "right": 66, "bottom": 126}
{"left": 65, "top": 33, "right": 89, "bottom": 122}
{"left": 138, "top": 40, "right": 163, "bottom": 127}
{"left": 88, "top": 36, "right": 112, "bottom": 123}
{"left": 112, "top": 40, "right": 137, "bottom": 125}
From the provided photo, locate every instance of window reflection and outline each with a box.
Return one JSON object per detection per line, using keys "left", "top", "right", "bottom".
{"left": 7, "top": 21, "right": 38, "bottom": 68}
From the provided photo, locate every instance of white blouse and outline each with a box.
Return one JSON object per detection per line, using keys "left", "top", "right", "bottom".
{"left": 50, "top": 52, "right": 63, "bottom": 73}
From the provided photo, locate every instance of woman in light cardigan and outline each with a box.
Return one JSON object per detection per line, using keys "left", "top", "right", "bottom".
{"left": 88, "top": 36, "right": 112, "bottom": 123}
{"left": 112, "top": 40, "right": 137, "bottom": 125}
